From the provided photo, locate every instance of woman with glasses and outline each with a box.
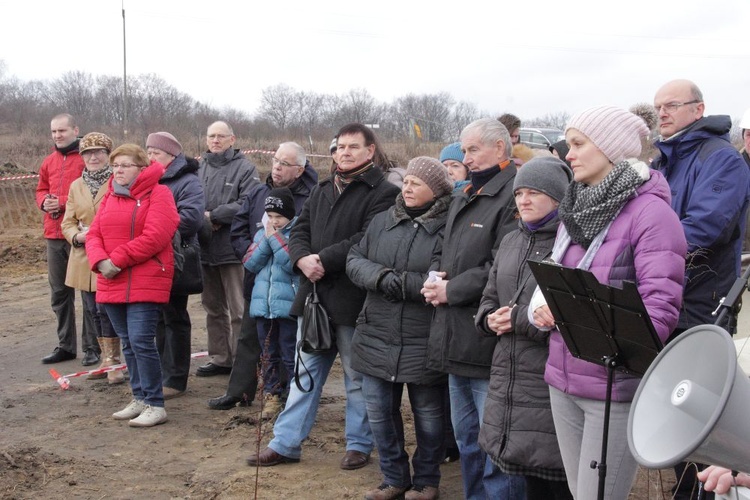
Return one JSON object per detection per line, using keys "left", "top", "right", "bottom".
{"left": 87, "top": 144, "right": 179, "bottom": 427}
{"left": 61, "top": 132, "right": 124, "bottom": 385}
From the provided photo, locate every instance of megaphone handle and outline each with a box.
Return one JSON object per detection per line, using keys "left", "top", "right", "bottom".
{"left": 713, "top": 264, "right": 750, "bottom": 329}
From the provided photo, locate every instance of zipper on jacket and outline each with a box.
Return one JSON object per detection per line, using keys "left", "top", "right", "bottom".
{"left": 125, "top": 199, "right": 140, "bottom": 303}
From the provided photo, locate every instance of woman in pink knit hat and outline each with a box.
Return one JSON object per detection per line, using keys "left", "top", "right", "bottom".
{"left": 528, "top": 106, "right": 687, "bottom": 499}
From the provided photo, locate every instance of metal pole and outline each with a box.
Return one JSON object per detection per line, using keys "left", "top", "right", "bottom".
{"left": 122, "top": 1, "right": 128, "bottom": 138}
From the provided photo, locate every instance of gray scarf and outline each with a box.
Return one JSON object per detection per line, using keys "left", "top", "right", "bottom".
{"left": 559, "top": 161, "right": 644, "bottom": 249}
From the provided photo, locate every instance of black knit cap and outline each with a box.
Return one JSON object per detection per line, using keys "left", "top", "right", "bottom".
{"left": 264, "top": 187, "right": 295, "bottom": 220}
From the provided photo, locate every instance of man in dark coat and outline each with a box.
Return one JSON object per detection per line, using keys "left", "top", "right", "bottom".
{"left": 652, "top": 80, "right": 750, "bottom": 500}
{"left": 207, "top": 142, "right": 317, "bottom": 410}
{"left": 247, "top": 123, "right": 399, "bottom": 470}
{"left": 422, "top": 118, "right": 525, "bottom": 499}
{"left": 196, "top": 121, "right": 260, "bottom": 377}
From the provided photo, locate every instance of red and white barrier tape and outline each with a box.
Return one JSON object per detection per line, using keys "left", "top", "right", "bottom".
{"left": 241, "top": 148, "right": 331, "bottom": 159}
{"left": 48, "top": 350, "right": 209, "bottom": 389}
{"left": 0, "top": 174, "right": 39, "bottom": 181}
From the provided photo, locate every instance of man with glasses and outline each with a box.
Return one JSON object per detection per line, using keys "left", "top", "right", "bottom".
{"left": 651, "top": 79, "right": 750, "bottom": 500}
{"left": 196, "top": 121, "right": 260, "bottom": 377}
{"left": 37, "top": 114, "right": 96, "bottom": 365}
{"left": 207, "top": 142, "right": 317, "bottom": 411}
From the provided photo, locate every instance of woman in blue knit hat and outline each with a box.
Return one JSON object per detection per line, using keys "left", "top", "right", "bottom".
{"left": 439, "top": 142, "right": 470, "bottom": 192}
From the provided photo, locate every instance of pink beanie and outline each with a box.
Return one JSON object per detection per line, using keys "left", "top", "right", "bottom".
{"left": 565, "top": 106, "right": 648, "bottom": 164}
{"left": 146, "top": 131, "right": 182, "bottom": 157}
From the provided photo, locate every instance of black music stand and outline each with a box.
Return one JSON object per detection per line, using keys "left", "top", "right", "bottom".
{"left": 528, "top": 261, "right": 663, "bottom": 500}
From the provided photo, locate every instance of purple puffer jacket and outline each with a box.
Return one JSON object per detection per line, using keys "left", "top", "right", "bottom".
{"left": 544, "top": 169, "right": 687, "bottom": 402}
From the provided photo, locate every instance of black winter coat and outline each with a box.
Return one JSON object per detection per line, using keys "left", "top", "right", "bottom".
{"left": 475, "top": 217, "right": 566, "bottom": 479}
{"left": 230, "top": 162, "right": 318, "bottom": 300}
{"left": 426, "top": 164, "right": 518, "bottom": 379}
{"left": 289, "top": 167, "right": 400, "bottom": 326}
{"left": 347, "top": 194, "right": 451, "bottom": 385}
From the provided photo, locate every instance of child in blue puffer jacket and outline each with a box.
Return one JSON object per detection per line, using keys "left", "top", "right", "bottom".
{"left": 242, "top": 188, "right": 299, "bottom": 419}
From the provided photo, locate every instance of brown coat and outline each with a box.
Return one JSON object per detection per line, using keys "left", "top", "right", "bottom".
{"left": 61, "top": 177, "right": 108, "bottom": 291}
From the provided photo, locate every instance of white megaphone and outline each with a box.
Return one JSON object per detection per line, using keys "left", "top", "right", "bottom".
{"left": 628, "top": 325, "right": 750, "bottom": 473}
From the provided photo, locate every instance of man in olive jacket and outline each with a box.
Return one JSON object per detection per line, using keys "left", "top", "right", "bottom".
{"left": 422, "top": 118, "right": 524, "bottom": 500}
{"left": 247, "top": 123, "right": 399, "bottom": 470}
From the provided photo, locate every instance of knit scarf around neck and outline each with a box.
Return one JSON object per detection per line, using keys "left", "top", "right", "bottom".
{"left": 56, "top": 139, "right": 80, "bottom": 156}
{"left": 333, "top": 161, "right": 373, "bottom": 197}
{"left": 558, "top": 160, "right": 645, "bottom": 249}
{"left": 82, "top": 166, "right": 112, "bottom": 198}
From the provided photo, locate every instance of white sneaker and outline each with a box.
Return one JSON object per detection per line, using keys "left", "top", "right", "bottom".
{"left": 128, "top": 405, "right": 167, "bottom": 427}
{"left": 112, "top": 399, "right": 146, "bottom": 420}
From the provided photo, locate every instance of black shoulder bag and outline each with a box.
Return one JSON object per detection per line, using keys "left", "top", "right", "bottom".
{"left": 294, "top": 282, "right": 336, "bottom": 393}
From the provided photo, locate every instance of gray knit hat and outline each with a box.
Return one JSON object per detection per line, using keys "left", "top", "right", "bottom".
{"left": 513, "top": 156, "right": 573, "bottom": 202}
{"left": 406, "top": 156, "right": 453, "bottom": 198}
{"left": 565, "top": 106, "right": 648, "bottom": 164}
{"left": 146, "top": 131, "right": 182, "bottom": 157}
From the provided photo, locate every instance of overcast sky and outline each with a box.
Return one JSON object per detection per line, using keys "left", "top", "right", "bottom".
{"left": 2, "top": 0, "right": 749, "bottom": 123}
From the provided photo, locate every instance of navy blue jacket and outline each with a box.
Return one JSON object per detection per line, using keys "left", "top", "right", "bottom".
{"left": 652, "top": 115, "right": 750, "bottom": 328}
{"left": 159, "top": 154, "right": 205, "bottom": 245}
{"left": 230, "top": 161, "right": 318, "bottom": 299}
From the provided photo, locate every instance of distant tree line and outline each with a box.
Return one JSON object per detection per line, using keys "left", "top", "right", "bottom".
{"left": 0, "top": 62, "right": 574, "bottom": 147}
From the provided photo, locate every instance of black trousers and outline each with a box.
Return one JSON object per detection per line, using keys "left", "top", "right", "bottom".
{"left": 156, "top": 293, "right": 192, "bottom": 392}
{"left": 225, "top": 301, "right": 260, "bottom": 401}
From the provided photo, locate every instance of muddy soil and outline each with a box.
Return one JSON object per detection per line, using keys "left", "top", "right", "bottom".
{"left": 0, "top": 229, "right": 676, "bottom": 499}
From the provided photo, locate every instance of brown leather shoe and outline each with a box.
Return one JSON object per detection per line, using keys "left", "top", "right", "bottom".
{"left": 340, "top": 450, "right": 370, "bottom": 470}
{"left": 405, "top": 485, "right": 440, "bottom": 500}
{"left": 365, "top": 483, "right": 410, "bottom": 500}
{"left": 246, "top": 447, "right": 299, "bottom": 467}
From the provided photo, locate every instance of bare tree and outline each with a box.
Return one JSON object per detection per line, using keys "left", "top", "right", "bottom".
{"left": 447, "top": 101, "right": 482, "bottom": 140}
{"left": 525, "top": 112, "right": 570, "bottom": 130}
{"left": 49, "top": 71, "right": 96, "bottom": 119}
{"left": 258, "top": 84, "right": 297, "bottom": 131}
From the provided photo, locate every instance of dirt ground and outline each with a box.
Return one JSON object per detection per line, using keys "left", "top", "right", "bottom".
{"left": 0, "top": 227, "right": 678, "bottom": 500}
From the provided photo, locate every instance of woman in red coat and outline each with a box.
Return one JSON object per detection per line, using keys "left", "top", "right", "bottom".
{"left": 87, "top": 144, "right": 179, "bottom": 427}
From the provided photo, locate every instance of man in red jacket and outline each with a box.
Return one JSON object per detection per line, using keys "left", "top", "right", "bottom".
{"left": 36, "top": 114, "right": 96, "bottom": 365}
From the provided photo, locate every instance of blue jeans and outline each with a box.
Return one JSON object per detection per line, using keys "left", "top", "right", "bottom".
{"left": 363, "top": 375, "right": 444, "bottom": 489}
{"left": 256, "top": 317, "right": 297, "bottom": 396}
{"left": 449, "top": 374, "right": 525, "bottom": 500}
{"left": 268, "top": 319, "right": 373, "bottom": 459}
{"left": 104, "top": 303, "right": 164, "bottom": 407}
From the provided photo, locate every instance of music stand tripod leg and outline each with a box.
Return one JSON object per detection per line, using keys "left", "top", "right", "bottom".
{"left": 591, "top": 355, "right": 617, "bottom": 500}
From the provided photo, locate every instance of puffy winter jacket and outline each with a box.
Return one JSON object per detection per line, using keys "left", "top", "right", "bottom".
{"left": 230, "top": 162, "right": 317, "bottom": 300}
{"left": 35, "top": 144, "right": 85, "bottom": 239}
{"left": 347, "top": 194, "right": 451, "bottom": 386}
{"left": 544, "top": 170, "right": 686, "bottom": 402}
{"left": 244, "top": 218, "right": 299, "bottom": 320}
{"left": 476, "top": 216, "right": 565, "bottom": 478}
{"left": 652, "top": 115, "right": 750, "bottom": 328}
{"left": 86, "top": 162, "right": 180, "bottom": 304}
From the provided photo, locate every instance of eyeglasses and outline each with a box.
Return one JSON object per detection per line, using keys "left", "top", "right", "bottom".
{"left": 81, "top": 149, "right": 108, "bottom": 157}
{"left": 207, "top": 134, "right": 232, "bottom": 140}
{"left": 111, "top": 163, "right": 141, "bottom": 170}
{"left": 654, "top": 100, "right": 701, "bottom": 113}
{"left": 272, "top": 157, "right": 298, "bottom": 168}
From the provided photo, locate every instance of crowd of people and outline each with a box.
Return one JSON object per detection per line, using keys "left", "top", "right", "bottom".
{"left": 33, "top": 78, "right": 750, "bottom": 500}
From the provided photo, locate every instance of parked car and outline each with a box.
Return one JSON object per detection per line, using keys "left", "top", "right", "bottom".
{"left": 519, "top": 127, "right": 565, "bottom": 150}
